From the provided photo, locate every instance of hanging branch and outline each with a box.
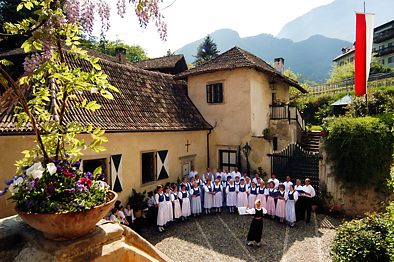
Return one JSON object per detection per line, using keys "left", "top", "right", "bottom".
{"left": 0, "top": 66, "right": 49, "bottom": 161}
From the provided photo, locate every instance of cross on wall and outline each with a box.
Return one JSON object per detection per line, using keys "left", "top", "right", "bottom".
{"left": 185, "top": 140, "right": 191, "bottom": 152}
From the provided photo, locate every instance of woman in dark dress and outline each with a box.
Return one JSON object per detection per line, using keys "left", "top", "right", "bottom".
{"left": 246, "top": 199, "right": 267, "bottom": 247}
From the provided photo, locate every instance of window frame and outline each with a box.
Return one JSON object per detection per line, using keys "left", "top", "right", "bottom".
{"left": 206, "top": 82, "right": 224, "bottom": 104}
{"left": 81, "top": 155, "right": 111, "bottom": 187}
{"left": 141, "top": 151, "right": 156, "bottom": 185}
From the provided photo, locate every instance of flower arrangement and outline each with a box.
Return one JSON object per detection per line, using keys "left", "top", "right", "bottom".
{"left": 4, "top": 157, "right": 108, "bottom": 213}
{"left": 272, "top": 98, "right": 289, "bottom": 106}
{"left": 0, "top": 0, "right": 166, "bottom": 215}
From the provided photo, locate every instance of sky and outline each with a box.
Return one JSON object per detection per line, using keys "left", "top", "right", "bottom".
{"left": 95, "top": 0, "right": 335, "bottom": 58}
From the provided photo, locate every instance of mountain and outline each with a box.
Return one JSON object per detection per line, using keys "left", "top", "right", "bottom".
{"left": 277, "top": 0, "right": 394, "bottom": 42}
{"left": 176, "top": 29, "right": 351, "bottom": 82}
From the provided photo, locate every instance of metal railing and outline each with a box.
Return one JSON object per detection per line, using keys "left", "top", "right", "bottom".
{"left": 374, "top": 28, "right": 394, "bottom": 43}
{"left": 269, "top": 105, "right": 305, "bottom": 131}
{"left": 308, "top": 72, "right": 394, "bottom": 95}
{"left": 376, "top": 45, "right": 394, "bottom": 56}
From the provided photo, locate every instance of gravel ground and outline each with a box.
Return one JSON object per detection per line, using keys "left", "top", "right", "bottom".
{"left": 140, "top": 211, "right": 342, "bottom": 262}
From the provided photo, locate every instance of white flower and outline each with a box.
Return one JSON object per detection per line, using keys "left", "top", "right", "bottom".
{"left": 9, "top": 177, "right": 24, "bottom": 194}
{"left": 90, "top": 87, "right": 98, "bottom": 93}
{"left": 26, "top": 162, "right": 45, "bottom": 179}
{"left": 31, "top": 170, "right": 44, "bottom": 180}
{"left": 46, "top": 163, "right": 57, "bottom": 175}
{"left": 97, "top": 181, "right": 108, "bottom": 191}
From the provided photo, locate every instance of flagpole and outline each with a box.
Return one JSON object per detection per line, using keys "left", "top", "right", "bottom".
{"left": 364, "top": 1, "right": 369, "bottom": 115}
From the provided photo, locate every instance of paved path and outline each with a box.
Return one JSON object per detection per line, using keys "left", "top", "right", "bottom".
{"left": 141, "top": 212, "right": 341, "bottom": 262}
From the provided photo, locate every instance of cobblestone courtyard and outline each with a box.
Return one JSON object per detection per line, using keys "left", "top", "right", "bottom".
{"left": 141, "top": 212, "right": 341, "bottom": 262}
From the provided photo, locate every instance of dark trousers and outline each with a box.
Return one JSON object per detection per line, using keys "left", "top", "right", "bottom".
{"left": 295, "top": 196, "right": 305, "bottom": 221}
{"left": 304, "top": 197, "right": 312, "bottom": 223}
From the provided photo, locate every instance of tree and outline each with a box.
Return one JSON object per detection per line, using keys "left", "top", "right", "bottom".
{"left": 0, "top": 0, "right": 166, "bottom": 164}
{"left": 81, "top": 37, "right": 148, "bottom": 63}
{"left": 193, "top": 35, "right": 219, "bottom": 66}
{"left": 327, "top": 56, "right": 393, "bottom": 84}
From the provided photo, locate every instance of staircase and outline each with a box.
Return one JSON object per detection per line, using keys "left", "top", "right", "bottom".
{"left": 300, "top": 131, "right": 321, "bottom": 152}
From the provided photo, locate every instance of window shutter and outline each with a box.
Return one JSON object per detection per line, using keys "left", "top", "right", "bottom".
{"left": 111, "top": 154, "right": 123, "bottom": 192}
{"left": 218, "top": 83, "right": 223, "bottom": 102}
{"left": 157, "top": 150, "right": 169, "bottom": 180}
{"left": 206, "top": 85, "right": 211, "bottom": 103}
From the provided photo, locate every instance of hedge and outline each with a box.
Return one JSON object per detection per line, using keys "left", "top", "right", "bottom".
{"left": 331, "top": 213, "right": 391, "bottom": 262}
{"left": 324, "top": 116, "right": 393, "bottom": 186}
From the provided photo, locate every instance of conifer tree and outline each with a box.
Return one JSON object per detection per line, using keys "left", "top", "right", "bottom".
{"left": 193, "top": 35, "right": 219, "bottom": 66}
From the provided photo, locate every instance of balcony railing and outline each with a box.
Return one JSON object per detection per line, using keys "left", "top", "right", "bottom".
{"left": 269, "top": 105, "right": 305, "bottom": 131}
{"left": 374, "top": 28, "right": 394, "bottom": 43}
{"left": 376, "top": 45, "right": 394, "bottom": 56}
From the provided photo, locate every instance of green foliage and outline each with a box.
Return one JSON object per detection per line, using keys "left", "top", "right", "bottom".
{"left": 324, "top": 116, "right": 393, "bottom": 186}
{"left": 331, "top": 213, "right": 391, "bottom": 262}
{"left": 128, "top": 189, "right": 147, "bottom": 211}
{"left": 294, "top": 92, "right": 347, "bottom": 125}
{"left": 327, "top": 58, "right": 393, "bottom": 84}
{"left": 193, "top": 35, "right": 219, "bottom": 66}
{"left": 81, "top": 36, "right": 148, "bottom": 63}
{"left": 348, "top": 89, "right": 394, "bottom": 118}
{"left": 327, "top": 62, "right": 354, "bottom": 84}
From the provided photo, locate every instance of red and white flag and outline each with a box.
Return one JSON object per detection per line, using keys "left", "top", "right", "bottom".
{"left": 355, "top": 13, "right": 374, "bottom": 96}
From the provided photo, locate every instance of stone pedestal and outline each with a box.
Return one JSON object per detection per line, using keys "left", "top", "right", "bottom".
{"left": 0, "top": 216, "right": 171, "bottom": 262}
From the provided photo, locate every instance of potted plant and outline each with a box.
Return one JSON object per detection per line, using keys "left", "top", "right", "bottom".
{"left": 263, "top": 128, "right": 274, "bottom": 141}
{"left": 0, "top": 0, "right": 164, "bottom": 240}
{"left": 129, "top": 189, "right": 148, "bottom": 218}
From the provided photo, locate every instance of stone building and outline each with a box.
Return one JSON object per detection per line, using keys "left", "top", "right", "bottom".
{"left": 0, "top": 49, "right": 211, "bottom": 218}
{"left": 177, "top": 47, "right": 307, "bottom": 176}
{"left": 0, "top": 46, "right": 306, "bottom": 218}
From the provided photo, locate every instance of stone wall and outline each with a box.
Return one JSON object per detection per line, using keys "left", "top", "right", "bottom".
{"left": 319, "top": 145, "right": 391, "bottom": 216}
{"left": 0, "top": 216, "right": 172, "bottom": 262}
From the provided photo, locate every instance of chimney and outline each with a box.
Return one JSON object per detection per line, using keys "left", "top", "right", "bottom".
{"left": 115, "top": 47, "right": 127, "bottom": 64}
{"left": 274, "top": 58, "right": 284, "bottom": 74}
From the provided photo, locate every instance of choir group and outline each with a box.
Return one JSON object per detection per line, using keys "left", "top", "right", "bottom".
{"left": 153, "top": 167, "right": 316, "bottom": 234}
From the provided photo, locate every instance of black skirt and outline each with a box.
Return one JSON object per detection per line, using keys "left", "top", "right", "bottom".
{"left": 247, "top": 209, "right": 264, "bottom": 242}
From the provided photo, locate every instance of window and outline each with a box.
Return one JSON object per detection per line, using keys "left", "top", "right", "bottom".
{"left": 219, "top": 150, "right": 237, "bottom": 171}
{"left": 382, "top": 59, "right": 385, "bottom": 65}
{"left": 350, "top": 57, "right": 354, "bottom": 63}
{"left": 273, "top": 137, "right": 278, "bottom": 151}
{"left": 142, "top": 152, "right": 155, "bottom": 184}
{"left": 141, "top": 150, "right": 169, "bottom": 184}
{"left": 388, "top": 42, "right": 393, "bottom": 47}
{"left": 388, "top": 56, "right": 393, "bottom": 64}
{"left": 272, "top": 93, "right": 276, "bottom": 104}
{"left": 82, "top": 158, "right": 110, "bottom": 185}
{"left": 206, "top": 83, "right": 223, "bottom": 103}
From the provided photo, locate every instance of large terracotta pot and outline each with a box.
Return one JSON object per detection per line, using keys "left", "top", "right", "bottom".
{"left": 16, "top": 190, "right": 117, "bottom": 241}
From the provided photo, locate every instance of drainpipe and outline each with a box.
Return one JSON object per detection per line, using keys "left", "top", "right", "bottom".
{"left": 207, "top": 121, "right": 217, "bottom": 168}
{"left": 207, "top": 129, "right": 212, "bottom": 167}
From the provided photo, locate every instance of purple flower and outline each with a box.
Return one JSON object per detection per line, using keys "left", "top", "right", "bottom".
{"left": 72, "top": 161, "right": 81, "bottom": 168}
{"left": 86, "top": 172, "right": 93, "bottom": 179}
{"left": 0, "top": 188, "right": 8, "bottom": 196}
{"left": 65, "top": 188, "right": 76, "bottom": 194}
{"left": 4, "top": 179, "right": 14, "bottom": 186}
{"left": 21, "top": 166, "right": 30, "bottom": 171}
{"left": 98, "top": 173, "right": 106, "bottom": 181}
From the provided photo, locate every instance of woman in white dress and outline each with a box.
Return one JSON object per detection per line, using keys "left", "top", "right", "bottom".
{"left": 247, "top": 181, "right": 258, "bottom": 208}
{"left": 155, "top": 185, "right": 166, "bottom": 232}
{"left": 285, "top": 184, "right": 298, "bottom": 227}
{"left": 164, "top": 186, "right": 173, "bottom": 225}
{"left": 203, "top": 179, "right": 213, "bottom": 214}
{"left": 275, "top": 184, "right": 286, "bottom": 223}
{"left": 212, "top": 179, "right": 223, "bottom": 212}
{"left": 266, "top": 181, "right": 277, "bottom": 218}
{"left": 123, "top": 204, "right": 134, "bottom": 227}
{"left": 190, "top": 181, "right": 202, "bottom": 217}
{"left": 226, "top": 179, "right": 237, "bottom": 213}
{"left": 256, "top": 180, "right": 267, "bottom": 209}
{"left": 236, "top": 179, "right": 248, "bottom": 208}
{"left": 178, "top": 184, "right": 191, "bottom": 220}
{"left": 171, "top": 185, "right": 182, "bottom": 220}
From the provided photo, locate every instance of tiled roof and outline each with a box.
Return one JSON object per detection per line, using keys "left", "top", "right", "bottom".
{"left": 177, "top": 47, "right": 307, "bottom": 93}
{"left": 133, "top": 55, "right": 188, "bottom": 75}
{"left": 0, "top": 51, "right": 212, "bottom": 134}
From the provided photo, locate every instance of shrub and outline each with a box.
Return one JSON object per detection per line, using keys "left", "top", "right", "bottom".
{"left": 331, "top": 213, "right": 391, "bottom": 262}
{"left": 324, "top": 116, "right": 393, "bottom": 186}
